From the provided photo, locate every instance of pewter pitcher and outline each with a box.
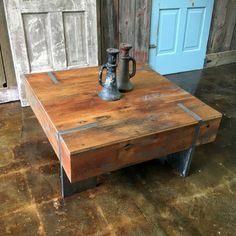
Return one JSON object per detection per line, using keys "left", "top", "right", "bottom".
{"left": 98, "top": 48, "right": 121, "bottom": 101}
{"left": 117, "top": 43, "right": 136, "bottom": 92}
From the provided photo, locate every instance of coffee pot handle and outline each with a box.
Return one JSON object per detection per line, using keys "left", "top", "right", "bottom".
{"left": 98, "top": 64, "right": 107, "bottom": 87}
{"left": 129, "top": 57, "right": 136, "bottom": 78}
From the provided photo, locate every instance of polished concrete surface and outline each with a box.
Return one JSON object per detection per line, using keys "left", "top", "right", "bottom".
{"left": 0, "top": 63, "right": 235, "bottom": 235}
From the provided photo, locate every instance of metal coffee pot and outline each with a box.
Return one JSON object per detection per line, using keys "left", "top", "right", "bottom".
{"left": 98, "top": 48, "right": 121, "bottom": 101}
{"left": 117, "top": 43, "right": 136, "bottom": 92}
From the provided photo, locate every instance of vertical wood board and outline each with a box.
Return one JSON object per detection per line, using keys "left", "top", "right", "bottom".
{"left": 23, "top": 13, "right": 53, "bottom": 72}
{"left": 0, "top": 48, "right": 6, "bottom": 87}
{"left": 0, "top": 0, "right": 16, "bottom": 88}
{"left": 63, "top": 12, "right": 88, "bottom": 67}
{"left": 119, "top": 0, "right": 136, "bottom": 57}
{"left": 100, "top": 0, "right": 119, "bottom": 63}
{"left": 230, "top": 24, "right": 236, "bottom": 50}
{"left": 207, "top": 0, "right": 236, "bottom": 53}
{"left": 100, "top": 0, "right": 151, "bottom": 64}
{"left": 134, "top": 0, "right": 151, "bottom": 63}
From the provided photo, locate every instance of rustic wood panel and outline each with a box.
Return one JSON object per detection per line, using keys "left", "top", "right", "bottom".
{"left": 100, "top": 0, "right": 151, "bottom": 64}
{"left": 63, "top": 12, "right": 87, "bottom": 66}
{"left": 207, "top": 0, "right": 236, "bottom": 53}
{"left": 49, "top": 12, "right": 67, "bottom": 69}
{"left": 96, "top": 0, "right": 102, "bottom": 64}
{"left": 4, "top": 0, "right": 98, "bottom": 106}
{"left": 119, "top": 0, "right": 136, "bottom": 56}
{"left": 23, "top": 13, "right": 53, "bottom": 72}
{"left": 25, "top": 65, "right": 222, "bottom": 183}
{"left": 230, "top": 24, "right": 236, "bottom": 50}
{"left": 0, "top": 0, "right": 16, "bottom": 88}
{"left": 0, "top": 47, "right": 6, "bottom": 88}
{"left": 206, "top": 50, "right": 236, "bottom": 67}
{"left": 100, "top": 0, "right": 119, "bottom": 63}
{"left": 134, "top": 0, "right": 151, "bottom": 63}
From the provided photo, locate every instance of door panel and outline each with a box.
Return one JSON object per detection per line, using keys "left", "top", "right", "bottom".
{"left": 149, "top": 0, "right": 214, "bottom": 75}
{"left": 23, "top": 13, "right": 53, "bottom": 72}
{"left": 4, "top": 0, "right": 98, "bottom": 106}
{"left": 63, "top": 12, "right": 87, "bottom": 67}
{"left": 158, "top": 9, "right": 180, "bottom": 55}
{"left": 183, "top": 7, "right": 205, "bottom": 51}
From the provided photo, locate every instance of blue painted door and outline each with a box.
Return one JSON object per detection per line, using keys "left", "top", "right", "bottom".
{"left": 149, "top": 0, "right": 214, "bottom": 75}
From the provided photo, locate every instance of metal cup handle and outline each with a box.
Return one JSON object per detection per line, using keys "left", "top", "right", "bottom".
{"left": 129, "top": 57, "right": 136, "bottom": 79}
{"left": 98, "top": 64, "right": 107, "bottom": 87}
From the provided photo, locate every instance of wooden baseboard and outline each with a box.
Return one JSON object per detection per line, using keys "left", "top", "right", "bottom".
{"left": 0, "top": 86, "right": 19, "bottom": 103}
{"left": 205, "top": 50, "right": 236, "bottom": 68}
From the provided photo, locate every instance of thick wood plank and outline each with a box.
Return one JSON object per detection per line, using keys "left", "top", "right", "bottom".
{"left": 69, "top": 117, "right": 221, "bottom": 182}
{"left": 24, "top": 78, "right": 72, "bottom": 179}
{"left": 25, "top": 65, "right": 222, "bottom": 182}
{"left": 206, "top": 50, "right": 236, "bottom": 68}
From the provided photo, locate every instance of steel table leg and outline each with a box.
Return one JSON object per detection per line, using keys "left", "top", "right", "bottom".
{"left": 165, "top": 103, "right": 204, "bottom": 177}
{"left": 166, "top": 148, "right": 194, "bottom": 177}
{"left": 60, "top": 166, "right": 97, "bottom": 198}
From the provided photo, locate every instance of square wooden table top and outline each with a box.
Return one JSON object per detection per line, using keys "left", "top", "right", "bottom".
{"left": 24, "top": 64, "right": 222, "bottom": 182}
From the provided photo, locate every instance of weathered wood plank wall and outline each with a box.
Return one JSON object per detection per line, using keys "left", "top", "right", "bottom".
{"left": 0, "top": 0, "right": 19, "bottom": 103}
{"left": 100, "top": 0, "right": 151, "bottom": 64}
{"left": 100, "top": 0, "right": 119, "bottom": 63}
{"left": 0, "top": 0, "right": 16, "bottom": 88}
{"left": 4, "top": 0, "right": 98, "bottom": 106}
{"left": 207, "top": 0, "right": 236, "bottom": 53}
{"left": 206, "top": 0, "right": 236, "bottom": 67}
{"left": 100, "top": 0, "right": 236, "bottom": 66}
{"left": 134, "top": 0, "right": 151, "bottom": 63}
{"left": 0, "top": 47, "right": 6, "bottom": 88}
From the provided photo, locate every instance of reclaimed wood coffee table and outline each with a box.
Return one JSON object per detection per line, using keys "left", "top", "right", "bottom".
{"left": 24, "top": 65, "right": 222, "bottom": 197}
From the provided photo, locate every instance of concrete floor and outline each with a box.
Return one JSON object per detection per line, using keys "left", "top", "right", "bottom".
{"left": 0, "top": 63, "right": 235, "bottom": 236}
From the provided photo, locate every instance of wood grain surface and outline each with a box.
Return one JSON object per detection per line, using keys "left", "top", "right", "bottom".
{"left": 25, "top": 65, "right": 222, "bottom": 182}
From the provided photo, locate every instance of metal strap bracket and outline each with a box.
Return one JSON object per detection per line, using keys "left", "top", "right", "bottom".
{"left": 166, "top": 103, "right": 204, "bottom": 177}
{"left": 48, "top": 71, "right": 59, "bottom": 84}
